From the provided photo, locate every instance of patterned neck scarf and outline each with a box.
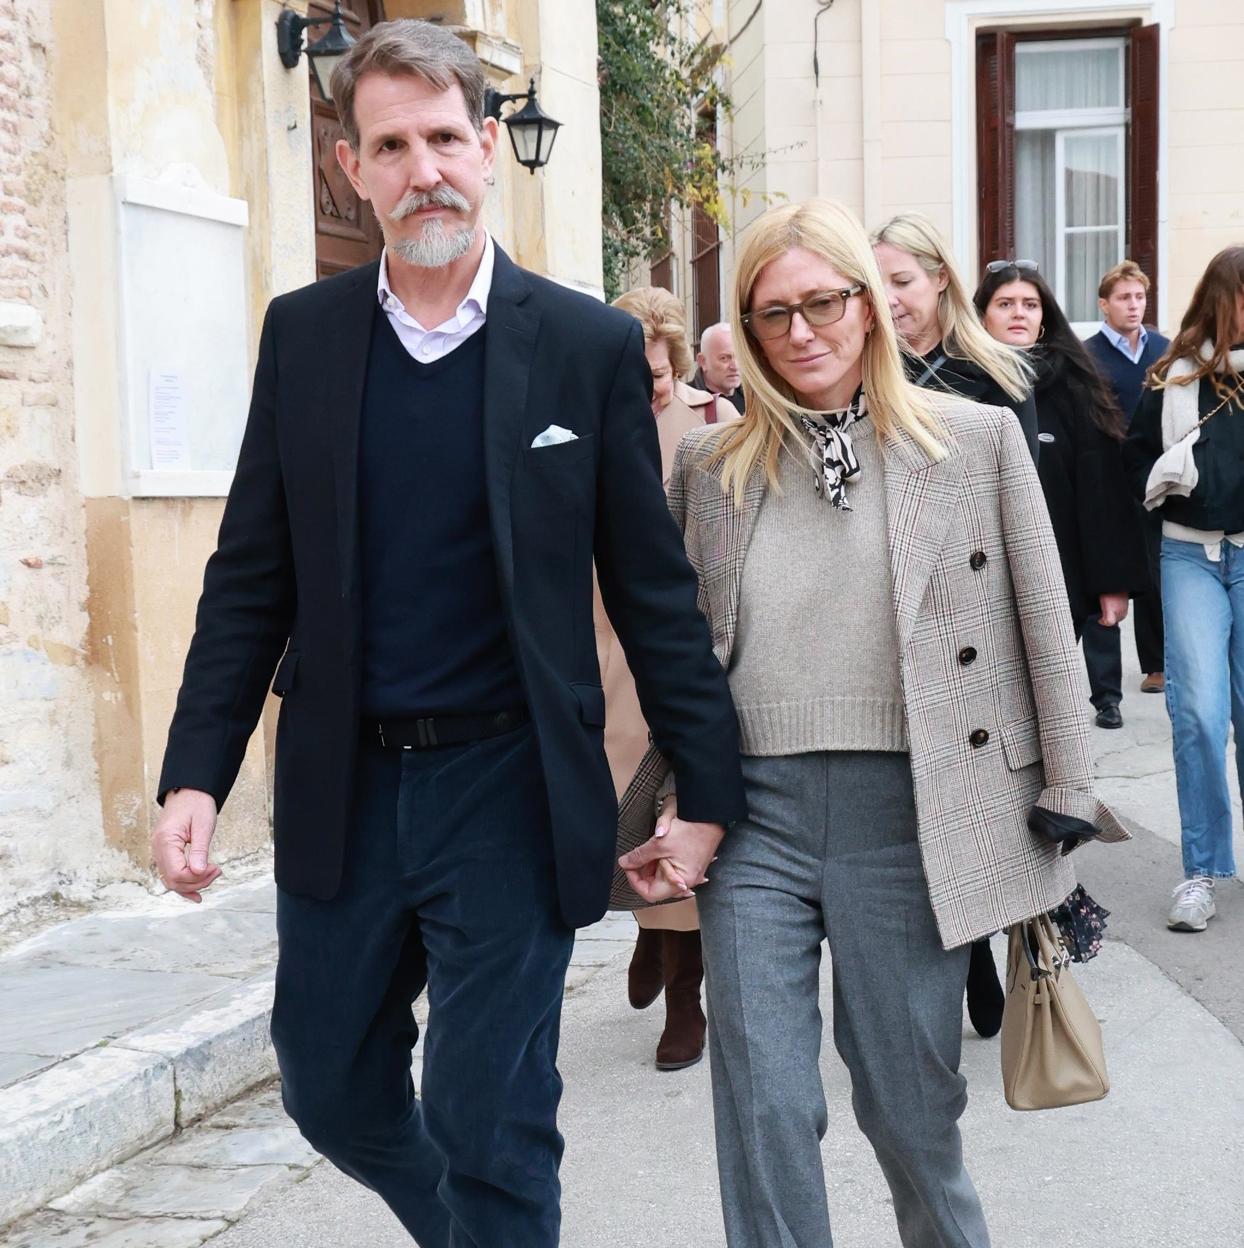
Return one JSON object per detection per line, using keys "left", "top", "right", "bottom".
{"left": 798, "top": 391, "right": 866, "bottom": 510}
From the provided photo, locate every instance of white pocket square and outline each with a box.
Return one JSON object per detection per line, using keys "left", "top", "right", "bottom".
{"left": 531, "top": 424, "right": 578, "bottom": 448}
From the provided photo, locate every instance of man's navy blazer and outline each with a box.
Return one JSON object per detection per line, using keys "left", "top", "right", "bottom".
{"left": 158, "top": 247, "right": 747, "bottom": 928}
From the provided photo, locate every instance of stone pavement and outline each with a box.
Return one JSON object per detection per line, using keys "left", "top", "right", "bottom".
{"left": 0, "top": 866, "right": 635, "bottom": 1237}
{"left": 3, "top": 618, "right": 1242, "bottom": 1245}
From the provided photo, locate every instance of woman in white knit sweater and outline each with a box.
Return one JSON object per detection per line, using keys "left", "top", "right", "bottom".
{"left": 619, "top": 199, "right": 1126, "bottom": 1248}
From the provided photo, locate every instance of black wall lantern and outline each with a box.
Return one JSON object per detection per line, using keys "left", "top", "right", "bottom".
{"left": 277, "top": 1, "right": 356, "bottom": 104}
{"left": 484, "top": 79, "right": 562, "bottom": 174}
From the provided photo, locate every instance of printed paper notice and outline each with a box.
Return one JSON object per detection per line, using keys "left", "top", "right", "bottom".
{"left": 148, "top": 369, "right": 190, "bottom": 470}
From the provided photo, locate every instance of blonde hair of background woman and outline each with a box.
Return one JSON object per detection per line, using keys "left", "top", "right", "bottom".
{"left": 611, "top": 285, "right": 695, "bottom": 380}
{"left": 870, "top": 211, "right": 1034, "bottom": 403}
{"left": 714, "top": 198, "right": 948, "bottom": 504}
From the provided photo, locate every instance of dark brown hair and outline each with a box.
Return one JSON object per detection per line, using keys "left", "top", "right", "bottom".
{"left": 331, "top": 19, "right": 486, "bottom": 151}
{"left": 1150, "top": 246, "right": 1244, "bottom": 397}
{"left": 974, "top": 264, "right": 1125, "bottom": 440}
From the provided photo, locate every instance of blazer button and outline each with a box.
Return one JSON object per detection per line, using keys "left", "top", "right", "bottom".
{"left": 970, "top": 550, "right": 988, "bottom": 570}
{"left": 958, "top": 646, "right": 978, "bottom": 665}
{"left": 969, "top": 728, "right": 990, "bottom": 748}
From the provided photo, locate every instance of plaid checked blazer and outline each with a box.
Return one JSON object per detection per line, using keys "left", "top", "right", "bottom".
{"left": 611, "top": 398, "right": 1129, "bottom": 949}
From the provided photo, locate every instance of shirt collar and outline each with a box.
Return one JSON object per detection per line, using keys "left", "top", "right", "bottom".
{"left": 1100, "top": 320, "right": 1148, "bottom": 359}
{"left": 377, "top": 231, "right": 495, "bottom": 332}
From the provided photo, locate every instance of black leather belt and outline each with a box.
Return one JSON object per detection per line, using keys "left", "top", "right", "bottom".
{"left": 364, "top": 707, "right": 529, "bottom": 750}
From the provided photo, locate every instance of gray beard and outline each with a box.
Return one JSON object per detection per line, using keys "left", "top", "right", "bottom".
{"left": 390, "top": 219, "right": 477, "bottom": 269}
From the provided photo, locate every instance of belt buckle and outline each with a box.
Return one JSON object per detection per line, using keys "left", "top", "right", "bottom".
{"left": 377, "top": 722, "right": 387, "bottom": 749}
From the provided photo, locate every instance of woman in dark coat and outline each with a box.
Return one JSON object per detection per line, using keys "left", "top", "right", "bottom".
{"left": 975, "top": 263, "right": 1149, "bottom": 731}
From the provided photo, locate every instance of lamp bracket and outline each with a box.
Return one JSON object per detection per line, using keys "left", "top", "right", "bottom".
{"left": 276, "top": 8, "right": 333, "bottom": 69}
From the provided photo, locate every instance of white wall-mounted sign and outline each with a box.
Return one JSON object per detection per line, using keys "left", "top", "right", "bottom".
{"left": 117, "top": 176, "right": 251, "bottom": 497}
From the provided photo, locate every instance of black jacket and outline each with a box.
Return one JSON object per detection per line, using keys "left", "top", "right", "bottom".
{"left": 158, "top": 248, "right": 747, "bottom": 928}
{"left": 905, "top": 345, "right": 1039, "bottom": 462}
{"left": 1030, "top": 350, "right": 1149, "bottom": 615}
{"left": 1124, "top": 368, "right": 1244, "bottom": 533}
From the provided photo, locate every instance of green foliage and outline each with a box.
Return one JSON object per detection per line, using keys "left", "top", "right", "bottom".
{"left": 597, "top": 0, "right": 731, "bottom": 300}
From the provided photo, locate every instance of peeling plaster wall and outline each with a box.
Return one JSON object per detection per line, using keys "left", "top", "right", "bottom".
{"left": 0, "top": 0, "right": 121, "bottom": 915}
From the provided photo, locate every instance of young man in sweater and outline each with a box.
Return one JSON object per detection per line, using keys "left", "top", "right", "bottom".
{"left": 1085, "top": 260, "right": 1170, "bottom": 696}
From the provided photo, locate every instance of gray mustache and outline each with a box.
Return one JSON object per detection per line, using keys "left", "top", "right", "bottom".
{"left": 390, "top": 186, "right": 471, "bottom": 220}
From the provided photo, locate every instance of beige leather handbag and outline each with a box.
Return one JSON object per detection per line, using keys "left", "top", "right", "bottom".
{"left": 1000, "top": 915, "right": 1110, "bottom": 1111}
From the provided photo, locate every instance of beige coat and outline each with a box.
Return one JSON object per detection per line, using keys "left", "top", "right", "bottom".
{"left": 611, "top": 398, "right": 1129, "bottom": 948}
{"left": 595, "top": 382, "right": 732, "bottom": 929}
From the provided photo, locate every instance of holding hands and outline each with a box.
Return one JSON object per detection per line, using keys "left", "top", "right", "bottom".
{"left": 618, "top": 795, "right": 723, "bottom": 904}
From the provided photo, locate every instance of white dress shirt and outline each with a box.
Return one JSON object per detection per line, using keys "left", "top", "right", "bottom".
{"left": 1099, "top": 320, "right": 1149, "bottom": 365}
{"left": 376, "top": 233, "right": 495, "bottom": 364}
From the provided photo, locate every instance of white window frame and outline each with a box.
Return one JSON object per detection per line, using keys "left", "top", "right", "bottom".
{"left": 1011, "top": 38, "right": 1129, "bottom": 328}
{"left": 945, "top": 0, "right": 1173, "bottom": 331}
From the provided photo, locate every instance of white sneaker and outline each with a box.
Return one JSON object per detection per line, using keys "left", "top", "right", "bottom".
{"left": 1167, "top": 876, "right": 1216, "bottom": 932}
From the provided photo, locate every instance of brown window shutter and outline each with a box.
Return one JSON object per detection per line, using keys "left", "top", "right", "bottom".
{"left": 1128, "top": 23, "right": 1160, "bottom": 317}
{"left": 976, "top": 30, "right": 1015, "bottom": 273}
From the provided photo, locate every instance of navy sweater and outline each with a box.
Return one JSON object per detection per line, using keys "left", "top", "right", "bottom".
{"left": 1085, "top": 328, "right": 1169, "bottom": 426}
{"left": 358, "top": 312, "right": 524, "bottom": 717}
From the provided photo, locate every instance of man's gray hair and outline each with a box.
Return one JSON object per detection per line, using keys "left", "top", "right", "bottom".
{"left": 331, "top": 19, "right": 487, "bottom": 150}
{"left": 699, "top": 322, "right": 732, "bottom": 352}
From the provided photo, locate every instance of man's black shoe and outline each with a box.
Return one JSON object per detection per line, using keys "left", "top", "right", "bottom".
{"left": 1095, "top": 704, "right": 1123, "bottom": 729}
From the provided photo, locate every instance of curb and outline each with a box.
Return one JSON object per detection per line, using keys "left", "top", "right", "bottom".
{"left": 0, "top": 973, "right": 276, "bottom": 1229}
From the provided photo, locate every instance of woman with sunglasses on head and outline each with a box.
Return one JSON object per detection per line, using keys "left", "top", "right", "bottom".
{"left": 975, "top": 262, "right": 1149, "bottom": 731}
{"left": 1123, "top": 246, "right": 1244, "bottom": 933}
{"left": 872, "top": 213, "right": 1038, "bottom": 462}
{"left": 618, "top": 199, "right": 1127, "bottom": 1248}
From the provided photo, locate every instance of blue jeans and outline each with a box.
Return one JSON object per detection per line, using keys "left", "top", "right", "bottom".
{"left": 272, "top": 725, "right": 575, "bottom": 1247}
{"left": 1162, "top": 537, "right": 1244, "bottom": 879}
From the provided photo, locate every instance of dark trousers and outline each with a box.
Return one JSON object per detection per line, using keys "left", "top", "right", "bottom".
{"left": 1134, "top": 509, "right": 1165, "bottom": 674}
{"left": 272, "top": 725, "right": 575, "bottom": 1247}
{"left": 1080, "top": 614, "right": 1124, "bottom": 710}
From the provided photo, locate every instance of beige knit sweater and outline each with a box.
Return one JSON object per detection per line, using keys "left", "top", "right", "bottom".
{"left": 727, "top": 419, "right": 908, "bottom": 755}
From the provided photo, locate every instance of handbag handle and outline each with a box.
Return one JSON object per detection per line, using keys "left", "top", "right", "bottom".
{"left": 1017, "top": 916, "right": 1070, "bottom": 982}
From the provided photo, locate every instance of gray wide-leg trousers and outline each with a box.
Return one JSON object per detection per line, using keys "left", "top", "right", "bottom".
{"left": 696, "top": 751, "right": 990, "bottom": 1248}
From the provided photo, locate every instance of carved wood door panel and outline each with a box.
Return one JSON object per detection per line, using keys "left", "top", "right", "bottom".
{"left": 310, "top": 0, "right": 386, "bottom": 279}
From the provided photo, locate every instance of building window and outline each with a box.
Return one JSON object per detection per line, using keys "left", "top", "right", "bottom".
{"left": 977, "top": 24, "right": 1159, "bottom": 325}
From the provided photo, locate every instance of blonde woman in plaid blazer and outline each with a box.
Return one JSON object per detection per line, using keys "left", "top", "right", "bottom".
{"left": 618, "top": 200, "right": 1128, "bottom": 1248}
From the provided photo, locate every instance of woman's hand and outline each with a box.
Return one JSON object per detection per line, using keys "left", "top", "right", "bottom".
{"left": 1098, "top": 592, "right": 1130, "bottom": 627}
{"left": 619, "top": 795, "right": 723, "bottom": 904}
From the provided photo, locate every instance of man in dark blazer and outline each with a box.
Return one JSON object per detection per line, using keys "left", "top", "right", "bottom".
{"left": 1085, "top": 259, "right": 1170, "bottom": 699}
{"left": 150, "top": 20, "right": 745, "bottom": 1247}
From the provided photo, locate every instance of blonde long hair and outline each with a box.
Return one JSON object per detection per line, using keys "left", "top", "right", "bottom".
{"left": 870, "top": 212, "right": 1033, "bottom": 403}
{"left": 715, "top": 199, "right": 948, "bottom": 502}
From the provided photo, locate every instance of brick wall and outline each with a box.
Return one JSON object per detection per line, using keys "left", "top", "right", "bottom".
{"left": 0, "top": 0, "right": 114, "bottom": 919}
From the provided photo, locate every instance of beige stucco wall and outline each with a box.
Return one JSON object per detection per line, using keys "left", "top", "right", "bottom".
{"left": 0, "top": 0, "right": 118, "bottom": 916}
{"left": 720, "top": 0, "right": 1244, "bottom": 333}
{"left": 1, "top": 0, "right": 603, "bottom": 917}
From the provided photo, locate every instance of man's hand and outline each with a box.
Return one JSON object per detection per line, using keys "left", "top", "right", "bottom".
{"left": 1098, "top": 592, "right": 1130, "bottom": 627}
{"left": 618, "top": 796, "right": 724, "bottom": 904}
{"left": 151, "top": 788, "right": 221, "bottom": 903}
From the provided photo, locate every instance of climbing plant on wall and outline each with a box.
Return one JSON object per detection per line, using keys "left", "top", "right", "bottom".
{"left": 597, "top": 0, "right": 732, "bottom": 300}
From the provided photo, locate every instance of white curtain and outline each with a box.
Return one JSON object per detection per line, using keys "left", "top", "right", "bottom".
{"left": 1015, "top": 131, "right": 1056, "bottom": 275}
{"left": 1064, "top": 131, "right": 1124, "bottom": 321}
{"left": 1015, "top": 44, "right": 1123, "bottom": 113}
{"left": 1013, "top": 44, "right": 1126, "bottom": 322}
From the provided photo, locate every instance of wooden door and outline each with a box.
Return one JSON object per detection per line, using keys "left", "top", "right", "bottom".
{"left": 311, "top": 0, "right": 386, "bottom": 279}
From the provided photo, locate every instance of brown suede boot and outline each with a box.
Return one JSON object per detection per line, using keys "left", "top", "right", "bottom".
{"left": 627, "top": 926, "right": 664, "bottom": 1010}
{"left": 655, "top": 930, "right": 706, "bottom": 1070}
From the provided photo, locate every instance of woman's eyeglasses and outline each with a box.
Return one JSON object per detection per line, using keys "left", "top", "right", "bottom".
{"left": 985, "top": 259, "right": 1039, "bottom": 275}
{"left": 741, "top": 285, "right": 864, "bottom": 341}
